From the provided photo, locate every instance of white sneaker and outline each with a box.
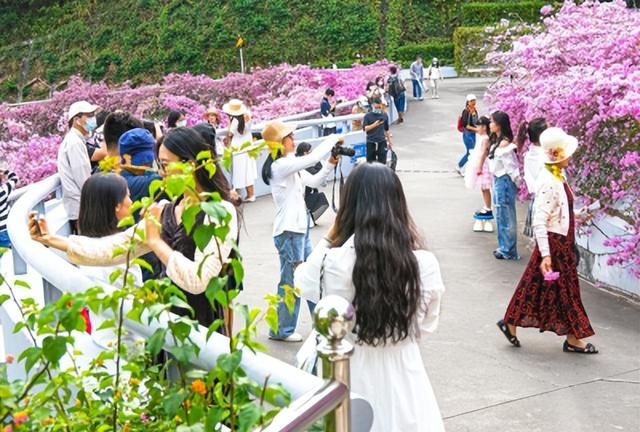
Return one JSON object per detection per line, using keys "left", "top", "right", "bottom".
{"left": 244, "top": 195, "right": 256, "bottom": 202}
{"left": 269, "top": 332, "right": 303, "bottom": 342}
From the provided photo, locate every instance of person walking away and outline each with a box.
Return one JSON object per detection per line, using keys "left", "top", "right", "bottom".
{"left": 57, "top": 100, "right": 100, "bottom": 234}
{"left": 260, "top": 120, "right": 341, "bottom": 342}
{"left": 320, "top": 88, "right": 339, "bottom": 136}
{"left": 497, "top": 127, "right": 598, "bottom": 354}
{"left": 487, "top": 111, "right": 520, "bottom": 260}
{"left": 457, "top": 94, "right": 479, "bottom": 175}
{"left": 363, "top": 97, "right": 391, "bottom": 164}
{"left": 409, "top": 55, "right": 425, "bottom": 100}
{"left": 387, "top": 65, "right": 406, "bottom": 124}
{"left": 223, "top": 99, "right": 257, "bottom": 202}
{"left": 464, "top": 116, "right": 492, "bottom": 216}
{"left": 0, "top": 166, "right": 18, "bottom": 248}
{"left": 518, "top": 118, "right": 548, "bottom": 237}
{"left": 351, "top": 96, "right": 369, "bottom": 131}
{"left": 427, "top": 58, "right": 443, "bottom": 99}
{"left": 295, "top": 163, "right": 446, "bottom": 432}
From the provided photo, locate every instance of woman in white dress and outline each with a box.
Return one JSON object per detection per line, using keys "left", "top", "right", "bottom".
{"left": 295, "top": 163, "right": 446, "bottom": 432}
{"left": 223, "top": 99, "right": 257, "bottom": 202}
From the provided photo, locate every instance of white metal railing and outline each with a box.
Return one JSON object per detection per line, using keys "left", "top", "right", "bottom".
{"left": 5, "top": 175, "right": 373, "bottom": 431}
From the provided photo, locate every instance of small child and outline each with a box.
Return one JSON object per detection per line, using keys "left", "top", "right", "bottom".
{"left": 464, "top": 116, "right": 492, "bottom": 216}
{"left": 0, "top": 167, "right": 18, "bottom": 248}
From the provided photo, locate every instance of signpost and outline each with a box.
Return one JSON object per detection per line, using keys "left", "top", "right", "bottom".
{"left": 236, "top": 36, "right": 245, "bottom": 73}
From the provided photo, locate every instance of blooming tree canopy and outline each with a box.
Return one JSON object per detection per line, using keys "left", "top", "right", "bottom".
{"left": 0, "top": 61, "right": 392, "bottom": 186}
{"left": 486, "top": 0, "right": 640, "bottom": 277}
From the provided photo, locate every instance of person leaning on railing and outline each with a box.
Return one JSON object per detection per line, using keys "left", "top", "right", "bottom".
{"left": 294, "top": 163, "right": 446, "bottom": 432}
{"left": 28, "top": 127, "right": 239, "bottom": 331}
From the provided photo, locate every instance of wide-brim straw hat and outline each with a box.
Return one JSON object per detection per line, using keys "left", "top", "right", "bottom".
{"left": 261, "top": 120, "right": 296, "bottom": 143}
{"left": 222, "top": 99, "right": 248, "bottom": 117}
{"left": 540, "top": 127, "right": 578, "bottom": 164}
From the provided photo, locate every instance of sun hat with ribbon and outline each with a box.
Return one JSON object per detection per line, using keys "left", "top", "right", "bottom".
{"left": 222, "top": 99, "right": 249, "bottom": 117}
{"left": 540, "top": 127, "right": 579, "bottom": 164}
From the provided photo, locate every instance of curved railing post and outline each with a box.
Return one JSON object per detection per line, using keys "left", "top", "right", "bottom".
{"left": 314, "top": 295, "right": 356, "bottom": 432}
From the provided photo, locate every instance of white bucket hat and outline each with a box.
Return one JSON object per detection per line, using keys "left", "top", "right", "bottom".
{"left": 68, "top": 100, "right": 99, "bottom": 119}
{"left": 222, "top": 99, "right": 249, "bottom": 117}
{"left": 540, "top": 127, "right": 579, "bottom": 164}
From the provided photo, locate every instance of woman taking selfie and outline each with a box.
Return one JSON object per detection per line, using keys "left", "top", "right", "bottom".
{"left": 29, "top": 127, "right": 238, "bottom": 330}
{"left": 295, "top": 163, "right": 445, "bottom": 432}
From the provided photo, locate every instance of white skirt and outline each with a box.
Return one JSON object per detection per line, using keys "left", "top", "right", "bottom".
{"left": 231, "top": 152, "right": 257, "bottom": 189}
{"left": 350, "top": 340, "right": 445, "bottom": 432}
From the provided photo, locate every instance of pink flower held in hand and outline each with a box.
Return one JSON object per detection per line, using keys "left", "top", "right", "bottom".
{"left": 544, "top": 271, "right": 560, "bottom": 281}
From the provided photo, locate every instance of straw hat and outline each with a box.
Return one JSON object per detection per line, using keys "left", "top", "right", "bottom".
{"left": 204, "top": 106, "right": 219, "bottom": 115}
{"left": 261, "top": 120, "right": 296, "bottom": 143}
{"left": 222, "top": 99, "right": 248, "bottom": 116}
{"left": 540, "top": 127, "right": 578, "bottom": 164}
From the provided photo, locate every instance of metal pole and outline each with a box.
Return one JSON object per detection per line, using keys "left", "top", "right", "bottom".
{"left": 239, "top": 48, "right": 245, "bottom": 74}
{"left": 314, "top": 295, "right": 356, "bottom": 432}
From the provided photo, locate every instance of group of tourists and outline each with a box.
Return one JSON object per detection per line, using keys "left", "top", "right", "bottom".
{"left": 458, "top": 96, "right": 598, "bottom": 355}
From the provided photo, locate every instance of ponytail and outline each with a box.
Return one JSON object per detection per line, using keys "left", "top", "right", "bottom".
{"left": 261, "top": 150, "right": 283, "bottom": 185}
{"left": 516, "top": 121, "right": 529, "bottom": 152}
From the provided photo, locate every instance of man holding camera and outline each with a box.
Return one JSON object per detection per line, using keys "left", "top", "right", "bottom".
{"left": 261, "top": 120, "right": 346, "bottom": 341}
{"left": 320, "top": 88, "right": 341, "bottom": 136}
{"left": 363, "top": 97, "right": 392, "bottom": 164}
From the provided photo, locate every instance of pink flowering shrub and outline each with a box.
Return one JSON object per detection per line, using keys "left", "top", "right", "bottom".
{"left": 0, "top": 61, "right": 392, "bottom": 186}
{"left": 485, "top": 0, "right": 640, "bottom": 276}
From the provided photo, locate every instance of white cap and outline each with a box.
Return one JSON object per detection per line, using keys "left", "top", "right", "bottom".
{"left": 68, "top": 101, "right": 99, "bottom": 119}
{"left": 466, "top": 94, "right": 477, "bottom": 102}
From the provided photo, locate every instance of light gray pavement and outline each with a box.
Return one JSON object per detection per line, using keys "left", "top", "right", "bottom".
{"left": 236, "top": 78, "right": 640, "bottom": 431}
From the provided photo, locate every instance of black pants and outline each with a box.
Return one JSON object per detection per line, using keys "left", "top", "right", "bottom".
{"left": 366, "top": 141, "right": 387, "bottom": 164}
{"left": 323, "top": 127, "right": 336, "bottom": 136}
{"left": 69, "top": 219, "right": 78, "bottom": 235}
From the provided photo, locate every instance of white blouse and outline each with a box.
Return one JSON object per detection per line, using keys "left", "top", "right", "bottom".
{"left": 66, "top": 200, "right": 238, "bottom": 295}
{"left": 294, "top": 236, "right": 445, "bottom": 337}
{"left": 523, "top": 145, "right": 545, "bottom": 195}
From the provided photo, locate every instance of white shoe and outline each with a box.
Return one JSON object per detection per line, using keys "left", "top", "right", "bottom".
{"left": 244, "top": 195, "right": 256, "bottom": 203}
{"left": 456, "top": 166, "right": 465, "bottom": 176}
{"left": 269, "top": 332, "right": 303, "bottom": 342}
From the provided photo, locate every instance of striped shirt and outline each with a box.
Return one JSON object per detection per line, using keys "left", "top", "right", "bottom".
{"left": 0, "top": 171, "right": 18, "bottom": 231}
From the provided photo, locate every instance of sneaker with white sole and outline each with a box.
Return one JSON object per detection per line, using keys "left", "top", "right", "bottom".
{"left": 269, "top": 332, "right": 303, "bottom": 342}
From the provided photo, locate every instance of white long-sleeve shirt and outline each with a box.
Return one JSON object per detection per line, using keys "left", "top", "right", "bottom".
{"left": 523, "top": 145, "right": 545, "bottom": 195}
{"left": 270, "top": 135, "right": 339, "bottom": 237}
{"left": 57, "top": 128, "right": 92, "bottom": 220}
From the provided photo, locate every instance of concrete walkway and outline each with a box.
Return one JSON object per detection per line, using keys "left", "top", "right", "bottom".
{"left": 237, "top": 78, "right": 640, "bottom": 431}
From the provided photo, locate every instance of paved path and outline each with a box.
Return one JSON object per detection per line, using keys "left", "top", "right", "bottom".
{"left": 237, "top": 78, "right": 640, "bottom": 431}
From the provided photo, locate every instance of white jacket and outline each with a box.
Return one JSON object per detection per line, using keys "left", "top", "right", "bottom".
{"left": 532, "top": 169, "right": 573, "bottom": 257}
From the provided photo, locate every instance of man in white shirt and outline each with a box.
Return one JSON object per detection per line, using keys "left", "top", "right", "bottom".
{"left": 261, "top": 120, "right": 341, "bottom": 341}
{"left": 57, "top": 100, "right": 99, "bottom": 233}
{"left": 409, "top": 56, "right": 424, "bottom": 100}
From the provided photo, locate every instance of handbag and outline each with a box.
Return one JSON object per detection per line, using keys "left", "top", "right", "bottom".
{"left": 295, "top": 253, "right": 328, "bottom": 374}
{"left": 387, "top": 149, "right": 398, "bottom": 171}
{"left": 305, "top": 190, "right": 329, "bottom": 223}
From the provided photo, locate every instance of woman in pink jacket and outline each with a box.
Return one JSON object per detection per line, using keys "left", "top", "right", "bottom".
{"left": 497, "top": 128, "right": 598, "bottom": 354}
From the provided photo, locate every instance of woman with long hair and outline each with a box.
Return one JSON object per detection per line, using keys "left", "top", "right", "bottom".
{"left": 295, "top": 163, "right": 445, "bottom": 432}
{"left": 457, "top": 94, "right": 479, "bottom": 175}
{"left": 167, "top": 110, "right": 186, "bottom": 129}
{"left": 517, "top": 118, "right": 548, "bottom": 237}
{"left": 29, "top": 127, "right": 239, "bottom": 330}
{"left": 497, "top": 128, "right": 597, "bottom": 354}
{"left": 223, "top": 99, "right": 257, "bottom": 202}
{"left": 487, "top": 110, "right": 520, "bottom": 260}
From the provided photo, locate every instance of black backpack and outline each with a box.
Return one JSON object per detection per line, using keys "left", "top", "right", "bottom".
{"left": 387, "top": 76, "right": 405, "bottom": 97}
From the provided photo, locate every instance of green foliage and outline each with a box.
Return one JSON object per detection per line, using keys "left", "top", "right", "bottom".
{"left": 394, "top": 40, "right": 454, "bottom": 66}
{"left": 452, "top": 26, "right": 487, "bottom": 73}
{"left": 461, "top": 1, "right": 548, "bottom": 26}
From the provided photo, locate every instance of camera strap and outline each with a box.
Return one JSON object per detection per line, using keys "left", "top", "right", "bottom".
{"left": 331, "top": 158, "right": 345, "bottom": 213}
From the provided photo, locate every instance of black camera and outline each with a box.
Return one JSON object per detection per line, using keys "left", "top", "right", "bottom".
{"left": 331, "top": 142, "right": 356, "bottom": 158}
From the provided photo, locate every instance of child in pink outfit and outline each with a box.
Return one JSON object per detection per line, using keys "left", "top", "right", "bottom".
{"left": 465, "top": 116, "right": 492, "bottom": 216}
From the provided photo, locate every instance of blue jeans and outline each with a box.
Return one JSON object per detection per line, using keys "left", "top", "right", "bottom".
{"left": 0, "top": 230, "right": 11, "bottom": 248}
{"left": 458, "top": 131, "right": 476, "bottom": 168}
{"left": 393, "top": 92, "right": 406, "bottom": 113}
{"left": 270, "top": 229, "right": 313, "bottom": 338}
{"left": 494, "top": 175, "right": 518, "bottom": 259}
{"left": 412, "top": 79, "right": 422, "bottom": 98}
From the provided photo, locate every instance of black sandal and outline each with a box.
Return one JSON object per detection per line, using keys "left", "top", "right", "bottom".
{"left": 496, "top": 319, "right": 520, "bottom": 347}
{"left": 563, "top": 340, "right": 598, "bottom": 354}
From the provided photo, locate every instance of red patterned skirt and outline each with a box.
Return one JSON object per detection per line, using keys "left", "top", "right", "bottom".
{"left": 503, "top": 231, "right": 595, "bottom": 339}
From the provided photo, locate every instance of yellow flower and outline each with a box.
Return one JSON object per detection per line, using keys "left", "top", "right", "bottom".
{"left": 129, "top": 378, "right": 141, "bottom": 386}
{"left": 174, "top": 415, "right": 183, "bottom": 424}
{"left": 190, "top": 379, "right": 207, "bottom": 396}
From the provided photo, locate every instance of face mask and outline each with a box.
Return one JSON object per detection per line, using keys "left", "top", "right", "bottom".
{"left": 177, "top": 119, "right": 187, "bottom": 127}
{"left": 85, "top": 116, "right": 97, "bottom": 134}
{"left": 373, "top": 108, "right": 382, "bottom": 114}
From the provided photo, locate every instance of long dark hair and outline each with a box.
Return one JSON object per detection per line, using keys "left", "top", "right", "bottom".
{"left": 78, "top": 174, "right": 128, "bottom": 237}
{"left": 488, "top": 111, "right": 514, "bottom": 159}
{"left": 332, "top": 163, "right": 425, "bottom": 346}
{"left": 261, "top": 150, "right": 283, "bottom": 185}
{"left": 516, "top": 117, "right": 547, "bottom": 152}
{"left": 192, "top": 122, "right": 218, "bottom": 157}
{"left": 232, "top": 114, "right": 246, "bottom": 135}
{"left": 167, "top": 110, "right": 183, "bottom": 128}
{"left": 161, "top": 127, "right": 231, "bottom": 201}
{"left": 477, "top": 116, "right": 490, "bottom": 135}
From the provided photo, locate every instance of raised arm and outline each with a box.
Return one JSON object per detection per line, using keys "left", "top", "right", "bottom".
{"left": 271, "top": 135, "right": 339, "bottom": 179}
